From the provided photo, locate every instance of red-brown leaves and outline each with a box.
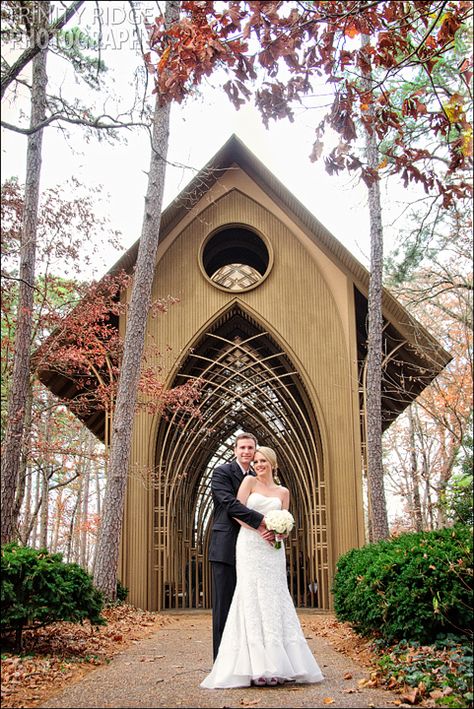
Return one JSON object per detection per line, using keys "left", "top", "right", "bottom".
{"left": 144, "top": 1, "right": 472, "bottom": 202}
{"left": 147, "top": 11, "right": 244, "bottom": 105}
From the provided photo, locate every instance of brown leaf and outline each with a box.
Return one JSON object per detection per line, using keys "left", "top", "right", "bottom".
{"left": 343, "top": 671, "right": 353, "bottom": 680}
{"left": 401, "top": 687, "right": 419, "bottom": 704}
{"left": 310, "top": 139, "right": 324, "bottom": 162}
{"left": 323, "top": 698, "right": 335, "bottom": 705}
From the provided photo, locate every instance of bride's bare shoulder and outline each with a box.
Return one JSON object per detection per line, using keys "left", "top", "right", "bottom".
{"left": 280, "top": 486, "right": 290, "bottom": 501}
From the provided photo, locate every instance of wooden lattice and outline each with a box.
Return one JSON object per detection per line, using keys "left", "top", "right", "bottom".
{"left": 152, "top": 308, "right": 329, "bottom": 612}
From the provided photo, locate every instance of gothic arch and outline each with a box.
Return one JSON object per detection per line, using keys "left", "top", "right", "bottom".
{"left": 151, "top": 303, "right": 329, "bottom": 611}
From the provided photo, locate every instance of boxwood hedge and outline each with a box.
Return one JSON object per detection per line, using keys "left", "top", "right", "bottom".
{"left": 1, "top": 543, "right": 105, "bottom": 651}
{"left": 332, "top": 524, "right": 473, "bottom": 643}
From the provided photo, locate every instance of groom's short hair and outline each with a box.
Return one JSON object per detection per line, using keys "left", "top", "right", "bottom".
{"left": 234, "top": 432, "right": 257, "bottom": 447}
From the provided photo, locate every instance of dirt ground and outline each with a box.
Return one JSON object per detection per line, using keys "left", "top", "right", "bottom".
{"left": 25, "top": 611, "right": 406, "bottom": 708}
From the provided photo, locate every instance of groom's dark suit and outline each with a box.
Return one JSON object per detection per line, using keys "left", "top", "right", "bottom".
{"left": 209, "top": 460, "right": 264, "bottom": 659}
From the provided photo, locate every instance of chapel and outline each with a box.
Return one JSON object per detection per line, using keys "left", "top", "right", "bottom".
{"left": 38, "top": 135, "right": 450, "bottom": 611}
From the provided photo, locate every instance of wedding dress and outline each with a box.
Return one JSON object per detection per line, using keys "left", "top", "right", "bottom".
{"left": 200, "top": 492, "right": 324, "bottom": 688}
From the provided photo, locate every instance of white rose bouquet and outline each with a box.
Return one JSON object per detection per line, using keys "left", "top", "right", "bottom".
{"left": 264, "top": 509, "right": 295, "bottom": 549}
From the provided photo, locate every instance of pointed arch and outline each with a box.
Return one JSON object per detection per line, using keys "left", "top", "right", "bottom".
{"left": 151, "top": 302, "right": 330, "bottom": 611}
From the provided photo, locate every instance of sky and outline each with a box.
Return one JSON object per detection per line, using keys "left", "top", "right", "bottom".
{"left": 2, "top": 1, "right": 434, "bottom": 283}
{"left": 0, "top": 0, "right": 390, "bottom": 281}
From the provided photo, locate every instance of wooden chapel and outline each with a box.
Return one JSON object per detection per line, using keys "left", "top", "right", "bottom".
{"left": 38, "top": 135, "right": 450, "bottom": 612}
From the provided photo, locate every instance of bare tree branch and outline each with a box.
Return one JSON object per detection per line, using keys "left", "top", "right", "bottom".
{"left": 1, "top": 0, "right": 86, "bottom": 100}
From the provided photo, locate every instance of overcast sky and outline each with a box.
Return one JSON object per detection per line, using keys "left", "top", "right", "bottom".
{"left": 1, "top": 0, "right": 416, "bottom": 280}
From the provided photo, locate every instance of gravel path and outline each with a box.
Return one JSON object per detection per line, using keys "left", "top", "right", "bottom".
{"left": 40, "top": 612, "right": 400, "bottom": 708}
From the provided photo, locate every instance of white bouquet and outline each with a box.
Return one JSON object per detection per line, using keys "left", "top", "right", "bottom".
{"left": 264, "top": 509, "right": 295, "bottom": 549}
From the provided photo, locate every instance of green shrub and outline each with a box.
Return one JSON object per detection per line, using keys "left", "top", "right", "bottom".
{"left": 116, "top": 579, "right": 129, "bottom": 603}
{"left": 1, "top": 543, "right": 105, "bottom": 651}
{"left": 332, "top": 524, "right": 473, "bottom": 643}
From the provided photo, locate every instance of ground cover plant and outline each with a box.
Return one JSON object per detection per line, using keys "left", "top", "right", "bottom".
{"left": 375, "top": 635, "right": 473, "bottom": 707}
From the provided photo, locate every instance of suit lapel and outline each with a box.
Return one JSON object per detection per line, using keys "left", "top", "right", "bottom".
{"left": 230, "top": 461, "right": 244, "bottom": 486}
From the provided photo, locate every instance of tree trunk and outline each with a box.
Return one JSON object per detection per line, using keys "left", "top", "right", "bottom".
{"left": 20, "top": 463, "right": 33, "bottom": 545}
{"left": 66, "top": 494, "right": 80, "bottom": 563}
{"left": 408, "top": 407, "right": 423, "bottom": 531}
{"left": 1, "top": 2, "right": 49, "bottom": 544}
{"left": 13, "top": 380, "right": 33, "bottom": 522}
{"left": 50, "top": 489, "right": 63, "bottom": 553}
{"left": 39, "top": 469, "right": 49, "bottom": 549}
{"left": 30, "top": 470, "right": 41, "bottom": 546}
{"left": 80, "top": 441, "right": 92, "bottom": 569}
{"left": 91, "top": 459, "right": 103, "bottom": 574}
{"left": 93, "top": 0, "right": 180, "bottom": 600}
{"left": 362, "top": 34, "right": 389, "bottom": 541}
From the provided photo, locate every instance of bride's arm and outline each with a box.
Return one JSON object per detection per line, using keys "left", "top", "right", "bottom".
{"left": 234, "top": 477, "right": 274, "bottom": 542}
{"left": 237, "top": 476, "right": 255, "bottom": 505}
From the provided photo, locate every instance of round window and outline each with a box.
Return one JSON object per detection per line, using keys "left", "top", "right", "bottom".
{"left": 201, "top": 226, "right": 271, "bottom": 292}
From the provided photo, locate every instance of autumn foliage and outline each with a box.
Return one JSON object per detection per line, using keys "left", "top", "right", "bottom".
{"left": 33, "top": 272, "right": 202, "bottom": 430}
{"left": 146, "top": 1, "right": 472, "bottom": 206}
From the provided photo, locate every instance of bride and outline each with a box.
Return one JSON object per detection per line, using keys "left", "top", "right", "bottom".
{"left": 200, "top": 446, "right": 324, "bottom": 689}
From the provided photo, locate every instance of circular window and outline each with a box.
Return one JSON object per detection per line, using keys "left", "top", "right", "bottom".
{"left": 201, "top": 226, "right": 272, "bottom": 292}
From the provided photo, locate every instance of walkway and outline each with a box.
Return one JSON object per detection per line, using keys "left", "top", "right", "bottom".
{"left": 40, "top": 612, "right": 400, "bottom": 708}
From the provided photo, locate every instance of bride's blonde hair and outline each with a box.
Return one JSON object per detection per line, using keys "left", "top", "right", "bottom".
{"left": 256, "top": 446, "right": 280, "bottom": 484}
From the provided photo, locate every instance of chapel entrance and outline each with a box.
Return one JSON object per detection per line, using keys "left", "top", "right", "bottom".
{"left": 152, "top": 305, "right": 329, "bottom": 611}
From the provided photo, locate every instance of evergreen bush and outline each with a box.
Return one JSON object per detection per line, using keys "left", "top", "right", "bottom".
{"left": 116, "top": 579, "right": 129, "bottom": 603}
{"left": 1, "top": 543, "right": 105, "bottom": 651}
{"left": 332, "top": 524, "right": 473, "bottom": 643}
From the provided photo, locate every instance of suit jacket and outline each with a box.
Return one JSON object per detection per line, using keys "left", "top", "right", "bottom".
{"left": 208, "top": 461, "right": 264, "bottom": 565}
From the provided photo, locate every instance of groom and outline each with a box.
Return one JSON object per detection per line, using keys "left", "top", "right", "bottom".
{"left": 209, "top": 432, "right": 272, "bottom": 659}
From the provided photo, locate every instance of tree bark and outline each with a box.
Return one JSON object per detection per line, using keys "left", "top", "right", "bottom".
{"left": 1, "top": 2, "right": 49, "bottom": 544}
{"left": 50, "top": 489, "right": 63, "bottom": 553}
{"left": 93, "top": 0, "right": 180, "bottom": 600}
{"left": 408, "top": 406, "right": 423, "bottom": 531}
{"left": 80, "top": 438, "right": 92, "bottom": 569}
{"left": 13, "top": 380, "right": 33, "bottom": 523}
{"left": 20, "top": 463, "right": 33, "bottom": 545}
{"left": 39, "top": 469, "right": 49, "bottom": 549}
{"left": 30, "top": 469, "right": 41, "bottom": 546}
{"left": 362, "top": 34, "right": 389, "bottom": 541}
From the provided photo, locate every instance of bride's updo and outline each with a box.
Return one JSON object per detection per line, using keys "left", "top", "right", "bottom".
{"left": 256, "top": 446, "right": 280, "bottom": 484}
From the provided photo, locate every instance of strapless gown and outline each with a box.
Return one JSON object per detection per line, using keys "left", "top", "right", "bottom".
{"left": 200, "top": 492, "right": 324, "bottom": 688}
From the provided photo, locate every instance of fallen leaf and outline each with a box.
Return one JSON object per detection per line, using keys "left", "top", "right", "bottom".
{"left": 323, "top": 698, "right": 335, "bottom": 705}
{"left": 401, "top": 687, "right": 419, "bottom": 704}
{"left": 343, "top": 671, "right": 353, "bottom": 680}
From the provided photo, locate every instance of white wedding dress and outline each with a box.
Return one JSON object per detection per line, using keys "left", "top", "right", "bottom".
{"left": 200, "top": 492, "right": 324, "bottom": 688}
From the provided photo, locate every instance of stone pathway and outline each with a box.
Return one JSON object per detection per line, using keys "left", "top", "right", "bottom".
{"left": 40, "top": 613, "right": 401, "bottom": 708}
